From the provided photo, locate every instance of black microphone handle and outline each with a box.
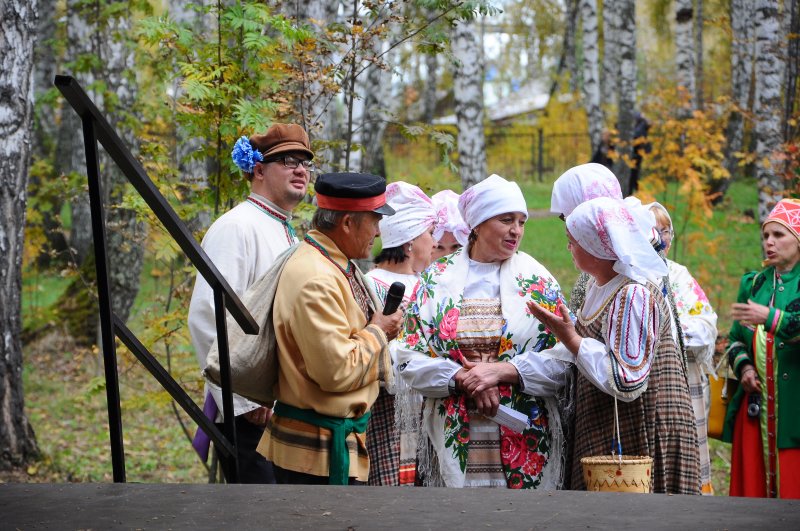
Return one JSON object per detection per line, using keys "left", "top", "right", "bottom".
{"left": 382, "top": 281, "right": 406, "bottom": 315}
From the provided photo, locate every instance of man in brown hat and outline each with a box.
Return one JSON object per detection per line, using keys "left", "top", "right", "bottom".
{"left": 188, "top": 123, "right": 315, "bottom": 483}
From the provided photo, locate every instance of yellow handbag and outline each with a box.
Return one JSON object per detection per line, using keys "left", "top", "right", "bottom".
{"left": 707, "top": 357, "right": 738, "bottom": 440}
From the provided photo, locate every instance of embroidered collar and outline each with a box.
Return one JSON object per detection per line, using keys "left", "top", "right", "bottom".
{"left": 304, "top": 232, "right": 353, "bottom": 277}
{"left": 247, "top": 195, "right": 297, "bottom": 242}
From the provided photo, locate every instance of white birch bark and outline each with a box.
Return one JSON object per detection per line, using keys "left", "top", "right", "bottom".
{"left": 601, "top": 0, "right": 621, "bottom": 107}
{"left": 452, "top": 17, "right": 487, "bottom": 189}
{"left": 581, "top": 0, "right": 604, "bottom": 153}
{"left": 754, "top": 0, "right": 788, "bottom": 222}
{"left": 674, "top": 0, "right": 696, "bottom": 113}
{"left": 612, "top": 0, "right": 636, "bottom": 194}
{"left": 0, "top": 0, "right": 40, "bottom": 467}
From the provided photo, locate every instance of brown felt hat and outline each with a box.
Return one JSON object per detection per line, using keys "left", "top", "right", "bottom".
{"left": 252, "top": 123, "right": 314, "bottom": 160}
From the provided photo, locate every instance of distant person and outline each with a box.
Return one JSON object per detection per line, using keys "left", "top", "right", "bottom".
{"left": 589, "top": 130, "right": 615, "bottom": 172}
{"left": 188, "top": 123, "right": 314, "bottom": 483}
{"left": 396, "top": 174, "right": 573, "bottom": 489}
{"left": 365, "top": 181, "right": 437, "bottom": 486}
{"left": 530, "top": 197, "right": 700, "bottom": 494}
{"left": 257, "top": 172, "right": 404, "bottom": 485}
{"left": 629, "top": 112, "right": 652, "bottom": 195}
{"left": 724, "top": 198, "right": 800, "bottom": 499}
{"left": 649, "top": 202, "right": 719, "bottom": 495}
{"left": 431, "top": 190, "right": 469, "bottom": 261}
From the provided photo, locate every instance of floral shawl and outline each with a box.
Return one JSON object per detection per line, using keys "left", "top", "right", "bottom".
{"left": 396, "top": 247, "right": 570, "bottom": 489}
{"left": 667, "top": 259, "right": 718, "bottom": 374}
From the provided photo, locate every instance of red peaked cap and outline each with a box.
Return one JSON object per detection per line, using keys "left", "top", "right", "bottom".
{"left": 314, "top": 172, "right": 396, "bottom": 215}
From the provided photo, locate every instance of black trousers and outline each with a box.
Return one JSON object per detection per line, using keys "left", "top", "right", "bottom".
{"left": 273, "top": 465, "right": 363, "bottom": 485}
{"left": 215, "top": 415, "right": 275, "bottom": 484}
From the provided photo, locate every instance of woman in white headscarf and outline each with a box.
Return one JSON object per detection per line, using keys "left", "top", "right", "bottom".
{"left": 431, "top": 190, "right": 469, "bottom": 261}
{"left": 365, "top": 181, "right": 437, "bottom": 486}
{"left": 395, "top": 174, "right": 573, "bottom": 489}
{"left": 648, "top": 202, "right": 718, "bottom": 495}
{"left": 529, "top": 197, "right": 700, "bottom": 494}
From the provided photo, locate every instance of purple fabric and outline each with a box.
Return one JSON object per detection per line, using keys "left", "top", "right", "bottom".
{"left": 192, "top": 392, "right": 219, "bottom": 462}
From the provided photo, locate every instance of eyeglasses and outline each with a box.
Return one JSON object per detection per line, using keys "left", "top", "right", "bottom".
{"left": 265, "top": 155, "right": 315, "bottom": 172}
{"left": 658, "top": 228, "right": 673, "bottom": 237}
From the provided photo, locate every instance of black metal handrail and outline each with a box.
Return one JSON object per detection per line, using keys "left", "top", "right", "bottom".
{"left": 54, "top": 74, "right": 258, "bottom": 483}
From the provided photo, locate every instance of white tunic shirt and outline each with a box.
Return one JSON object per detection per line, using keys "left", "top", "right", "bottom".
{"left": 188, "top": 193, "right": 296, "bottom": 417}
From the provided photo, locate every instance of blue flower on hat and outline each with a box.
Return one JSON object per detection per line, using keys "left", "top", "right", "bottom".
{"left": 231, "top": 136, "right": 263, "bottom": 173}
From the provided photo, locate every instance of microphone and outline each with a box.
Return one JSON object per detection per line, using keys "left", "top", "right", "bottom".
{"left": 382, "top": 282, "right": 406, "bottom": 315}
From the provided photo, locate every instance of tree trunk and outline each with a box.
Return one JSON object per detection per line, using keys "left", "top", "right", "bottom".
{"left": 581, "top": 0, "right": 604, "bottom": 153}
{"left": 601, "top": 0, "right": 621, "bottom": 107}
{"left": 714, "top": 0, "right": 756, "bottom": 204}
{"left": 695, "top": 0, "right": 704, "bottom": 108}
{"left": 565, "top": 0, "right": 580, "bottom": 93}
{"left": 754, "top": 0, "right": 787, "bottom": 222}
{"left": 675, "top": 0, "right": 696, "bottom": 113}
{"left": 102, "top": 6, "right": 145, "bottom": 325}
{"left": 612, "top": 0, "right": 636, "bottom": 194}
{"left": 422, "top": 51, "right": 439, "bottom": 122}
{"left": 452, "top": 17, "right": 487, "bottom": 189}
{"left": 784, "top": 0, "right": 799, "bottom": 141}
{"left": 0, "top": 0, "right": 41, "bottom": 469}
{"left": 360, "top": 38, "right": 392, "bottom": 177}
{"left": 61, "top": 0, "right": 98, "bottom": 266}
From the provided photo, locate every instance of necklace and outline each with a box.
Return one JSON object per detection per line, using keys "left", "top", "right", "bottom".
{"left": 247, "top": 196, "right": 297, "bottom": 243}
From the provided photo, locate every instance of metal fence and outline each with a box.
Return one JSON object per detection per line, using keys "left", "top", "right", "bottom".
{"left": 384, "top": 126, "right": 591, "bottom": 183}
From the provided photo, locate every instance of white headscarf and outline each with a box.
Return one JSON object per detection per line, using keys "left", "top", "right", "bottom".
{"left": 431, "top": 190, "right": 469, "bottom": 246}
{"left": 379, "top": 181, "right": 436, "bottom": 249}
{"left": 566, "top": 197, "right": 668, "bottom": 285}
{"left": 458, "top": 174, "right": 528, "bottom": 229}
{"left": 550, "top": 163, "right": 622, "bottom": 216}
{"left": 623, "top": 196, "right": 661, "bottom": 247}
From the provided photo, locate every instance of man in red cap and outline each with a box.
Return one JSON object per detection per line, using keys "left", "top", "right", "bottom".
{"left": 188, "top": 123, "right": 314, "bottom": 483}
{"left": 256, "top": 172, "right": 404, "bottom": 485}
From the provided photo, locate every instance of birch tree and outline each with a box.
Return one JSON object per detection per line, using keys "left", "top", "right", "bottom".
{"left": 452, "top": 16, "right": 487, "bottom": 188}
{"left": 716, "top": 0, "right": 755, "bottom": 203}
{"left": 754, "top": 0, "right": 787, "bottom": 222}
{"left": 674, "top": 0, "right": 696, "bottom": 113}
{"left": 580, "top": 0, "right": 604, "bottom": 153}
{"left": 694, "top": 0, "right": 704, "bottom": 108}
{"left": 612, "top": 0, "right": 636, "bottom": 194}
{"left": 0, "top": 0, "right": 40, "bottom": 469}
{"left": 601, "top": 0, "right": 622, "bottom": 107}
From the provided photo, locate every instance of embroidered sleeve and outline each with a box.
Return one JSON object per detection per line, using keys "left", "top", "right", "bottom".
{"left": 395, "top": 283, "right": 461, "bottom": 398}
{"left": 770, "top": 303, "right": 800, "bottom": 342}
{"left": 576, "top": 284, "right": 657, "bottom": 402}
{"left": 292, "top": 276, "right": 391, "bottom": 393}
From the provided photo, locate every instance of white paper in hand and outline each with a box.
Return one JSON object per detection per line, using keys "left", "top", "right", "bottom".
{"left": 489, "top": 404, "right": 529, "bottom": 434}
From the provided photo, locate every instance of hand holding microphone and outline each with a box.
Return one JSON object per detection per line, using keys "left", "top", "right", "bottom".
{"left": 370, "top": 282, "right": 406, "bottom": 340}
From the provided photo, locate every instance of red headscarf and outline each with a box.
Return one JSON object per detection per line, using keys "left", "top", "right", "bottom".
{"left": 764, "top": 198, "right": 800, "bottom": 242}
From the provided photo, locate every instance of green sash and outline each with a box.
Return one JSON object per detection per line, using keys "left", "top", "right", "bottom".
{"left": 273, "top": 402, "right": 371, "bottom": 485}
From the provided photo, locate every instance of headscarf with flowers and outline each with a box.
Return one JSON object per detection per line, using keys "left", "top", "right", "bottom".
{"left": 395, "top": 246, "right": 572, "bottom": 489}
{"left": 432, "top": 190, "right": 470, "bottom": 247}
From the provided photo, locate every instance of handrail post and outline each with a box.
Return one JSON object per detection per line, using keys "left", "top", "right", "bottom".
{"left": 214, "top": 288, "right": 239, "bottom": 483}
{"left": 82, "top": 115, "right": 126, "bottom": 482}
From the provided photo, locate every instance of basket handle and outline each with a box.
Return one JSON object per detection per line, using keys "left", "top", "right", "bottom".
{"left": 611, "top": 395, "right": 622, "bottom": 464}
